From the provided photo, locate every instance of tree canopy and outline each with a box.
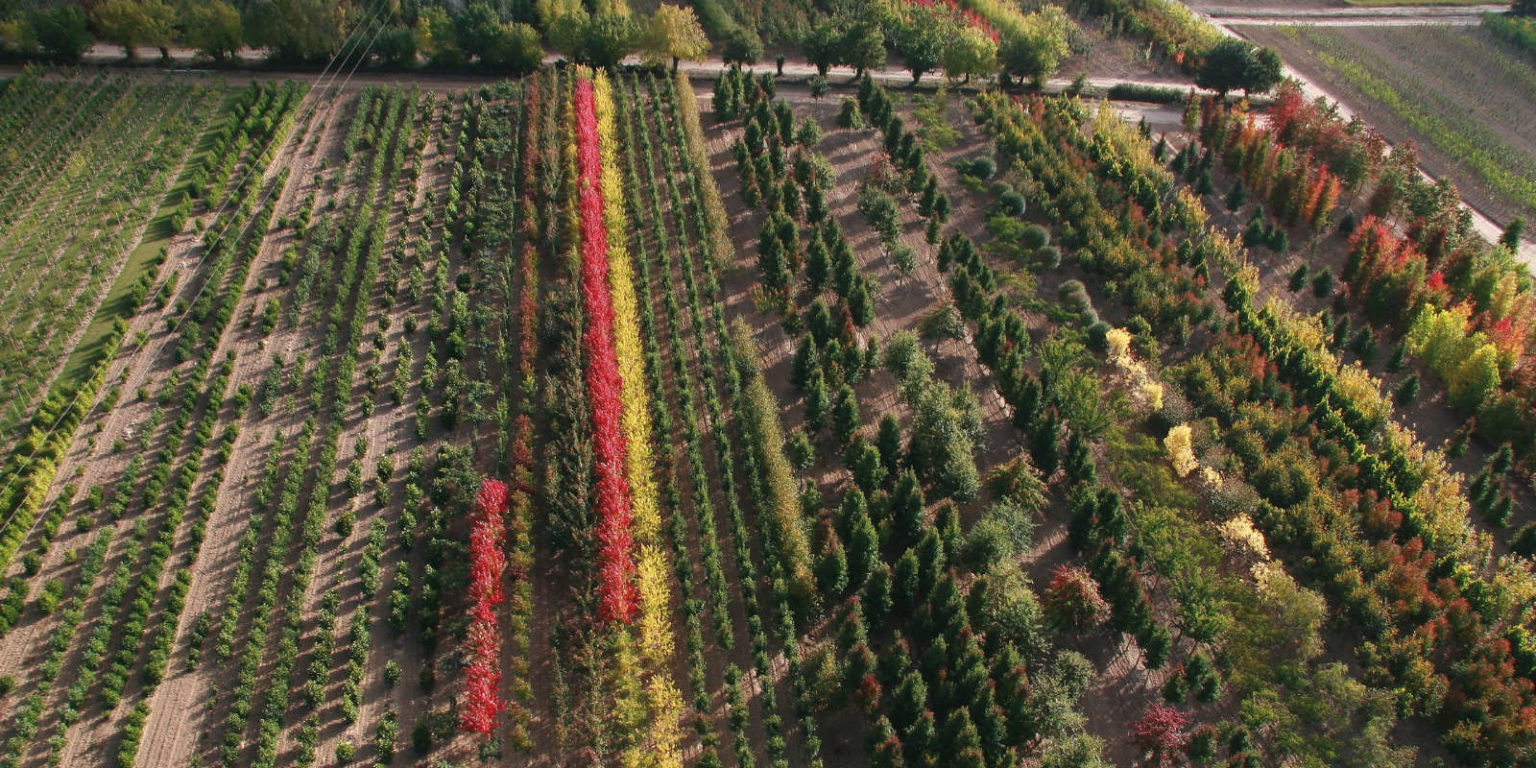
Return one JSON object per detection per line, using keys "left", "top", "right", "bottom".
{"left": 640, "top": 4, "right": 708, "bottom": 71}
{"left": 91, "top": 0, "right": 175, "bottom": 59}
{"left": 180, "top": 0, "right": 243, "bottom": 61}
{"left": 1195, "top": 38, "right": 1284, "bottom": 96}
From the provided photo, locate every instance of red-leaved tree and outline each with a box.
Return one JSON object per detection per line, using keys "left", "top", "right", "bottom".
{"left": 1129, "top": 702, "right": 1189, "bottom": 767}
{"left": 574, "top": 74, "right": 639, "bottom": 624}
{"left": 461, "top": 478, "right": 509, "bottom": 734}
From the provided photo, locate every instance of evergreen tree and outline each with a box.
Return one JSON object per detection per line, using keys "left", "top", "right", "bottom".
{"left": 877, "top": 414, "right": 905, "bottom": 477}
{"left": 1031, "top": 410, "right": 1059, "bottom": 473}
{"left": 847, "top": 438, "right": 888, "bottom": 494}
{"left": 1064, "top": 429, "right": 1094, "bottom": 485}
{"left": 838, "top": 485, "right": 869, "bottom": 539}
{"left": 892, "top": 470, "right": 927, "bottom": 551}
{"left": 1501, "top": 217, "right": 1526, "bottom": 250}
{"left": 834, "top": 385, "right": 861, "bottom": 444}
{"left": 792, "top": 335, "right": 820, "bottom": 392}
{"left": 892, "top": 670, "right": 929, "bottom": 735}
{"left": 919, "top": 176, "right": 939, "bottom": 217}
{"left": 1511, "top": 523, "right": 1536, "bottom": 558}
{"left": 805, "top": 369, "right": 830, "bottom": 430}
{"left": 848, "top": 508, "right": 880, "bottom": 589}
{"left": 893, "top": 549, "right": 922, "bottom": 614}
{"left": 818, "top": 534, "right": 849, "bottom": 595}
{"left": 865, "top": 563, "right": 894, "bottom": 625}
{"left": 940, "top": 709, "right": 984, "bottom": 767}
{"left": 916, "top": 529, "right": 945, "bottom": 597}
{"left": 1225, "top": 179, "right": 1248, "bottom": 211}
{"left": 806, "top": 237, "right": 830, "bottom": 292}
{"left": 850, "top": 280, "right": 876, "bottom": 327}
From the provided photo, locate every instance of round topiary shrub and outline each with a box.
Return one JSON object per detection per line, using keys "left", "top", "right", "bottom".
{"left": 1021, "top": 224, "right": 1049, "bottom": 251}
{"left": 996, "top": 189, "right": 1027, "bottom": 217}
{"left": 961, "top": 156, "right": 996, "bottom": 180}
{"left": 1035, "top": 245, "right": 1061, "bottom": 270}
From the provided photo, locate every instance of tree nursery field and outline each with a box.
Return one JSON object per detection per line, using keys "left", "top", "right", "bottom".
{"left": 1, "top": 3, "right": 1536, "bottom": 768}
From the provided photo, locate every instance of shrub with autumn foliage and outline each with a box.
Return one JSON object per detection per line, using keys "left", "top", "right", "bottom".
{"left": 1043, "top": 564, "right": 1109, "bottom": 633}
{"left": 1129, "top": 702, "right": 1189, "bottom": 766}
{"left": 461, "top": 478, "right": 509, "bottom": 735}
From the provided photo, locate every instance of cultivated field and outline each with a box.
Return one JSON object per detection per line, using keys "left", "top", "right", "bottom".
{"left": 0, "top": 39, "right": 1535, "bottom": 768}
{"left": 0, "top": 73, "right": 226, "bottom": 456}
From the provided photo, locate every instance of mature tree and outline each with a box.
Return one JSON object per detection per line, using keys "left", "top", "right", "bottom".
{"left": 482, "top": 22, "right": 542, "bottom": 74}
{"left": 31, "top": 6, "right": 92, "bottom": 62}
{"left": 93, "top": 0, "right": 175, "bottom": 59}
{"left": 721, "top": 24, "right": 761, "bottom": 64}
{"left": 844, "top": 22, "right": 886, "bottom": 77}
{"left": 802, "top": 19, "right": 841, "bottom": 76}
{"left": 641, "top": 3, "right": 707, "bottom": 71}
{"left": 181, "top": 0, "right": 243, "bottom": 61}
{"left": 374, "top": 24, "right": 418, "bottom": 68}
{"left": 998, "top": 8, "right": 1073, "bottom": 85}
{"left": 546, "top": 5, "right": 588, "bottom": 61}
{"left": 249, "top": 0, "right": 350, "bottom": 62}
{"left": 895, "top": 12, "right": 949, "bottom": 84}
{"left": 1244, "top": 45, "right": 1283, "bottom": 93}
{"left": 415, "top": 6, "right": 463, "bottom": 66}
{"left": 1196, "top": 38, "right": 1284, "bottom": 96}
{"left": 455, "top": 2, "right": 505, "bottom": 60}
{"left": 943, "top": 26, "right": 998, "bottom": 83}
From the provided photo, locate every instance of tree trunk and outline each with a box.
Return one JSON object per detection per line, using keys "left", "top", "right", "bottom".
{"left": 672, "top": 57, "right": 679, "bottom": 72}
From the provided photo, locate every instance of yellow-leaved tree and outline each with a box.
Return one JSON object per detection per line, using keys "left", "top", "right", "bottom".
{"left": 641, "top": 4, "right": 709, "bottom": 71}
{"left": 1165, "top": 424, "right": 1198, "bottom": 477}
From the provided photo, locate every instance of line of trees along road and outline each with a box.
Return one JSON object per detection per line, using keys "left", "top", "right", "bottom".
{"left": 0, "top": 0, "right": 1295, "bottom": 100}
{"left": 0, "top": 0, "right": 713, "bottom": 73}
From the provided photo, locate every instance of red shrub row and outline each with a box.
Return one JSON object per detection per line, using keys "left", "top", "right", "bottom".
{"left": 461, "top": 478, "right": 509, "bottom": 734}
{"left": 575, "top": 75, "right": 638, "bottom": 625}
